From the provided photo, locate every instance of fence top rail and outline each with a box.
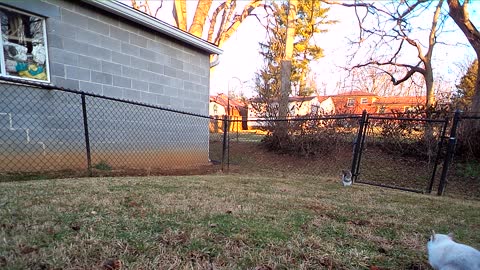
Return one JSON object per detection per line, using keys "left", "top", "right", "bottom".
{"left": 368, "top": 115, "right": 447, "bottom": 123}
{"left": 0, "top": 77, "right": 211, "bottom": 119}
{"left": 245, "top": 115, "right": 363, "bottom": 122}
{"left": 461, "top": 115, "right": 480, "bottom": 120}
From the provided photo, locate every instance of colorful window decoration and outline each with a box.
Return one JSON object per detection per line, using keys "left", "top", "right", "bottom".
{"left": 0, "top": 6, "right": 49, "bottom": 82}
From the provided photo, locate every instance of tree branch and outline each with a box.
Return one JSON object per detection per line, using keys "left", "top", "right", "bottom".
{"left": 352, "top": 60, "right": 426, "bottom": 85}
{"left": 207, "top": 2, "right": 226, "bottom": 43}
{"left": 216, "top": 0, "right": 263, "bottom": 47}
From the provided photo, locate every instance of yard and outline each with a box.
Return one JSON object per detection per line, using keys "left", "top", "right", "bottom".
{"left": 1, "top": 174, "right": 479, "bottom": 269}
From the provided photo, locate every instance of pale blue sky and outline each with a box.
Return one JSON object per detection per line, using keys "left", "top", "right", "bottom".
{"left": 211, "top": 2, "right": 480, "bottom": 98}
{"left": 125, "top": 1, "right": 480, "bottom": 98}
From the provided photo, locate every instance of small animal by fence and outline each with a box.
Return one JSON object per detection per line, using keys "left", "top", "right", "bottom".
{"left": 341, "top": 170, "right": 352, "bottom": 186}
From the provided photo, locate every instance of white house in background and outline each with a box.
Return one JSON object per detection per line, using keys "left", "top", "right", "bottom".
{"left": 209, "top": 97, "right": 227, "bottom": 116}
{"left": 288, "top": 96, "right": 317, "bottom": 116}
{"left": 311, "top": 96, "right": 336, "bottom": 115}
{"left": 247, "top": 95, "right": 334, "bottom": 129}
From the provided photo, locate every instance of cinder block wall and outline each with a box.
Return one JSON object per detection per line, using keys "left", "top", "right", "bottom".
{"left": 0, "top": 0, "right": 212, "bottom": 173}
{"left": 45, "top": 0, "right": 210, "bottom": 115}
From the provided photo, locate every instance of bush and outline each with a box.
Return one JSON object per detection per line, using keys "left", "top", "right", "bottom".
{"left": 456, "top": 124, "right": 480, "bottom": 161}
{"left": 260, "top": 117, "right": 357, "bottom": 158}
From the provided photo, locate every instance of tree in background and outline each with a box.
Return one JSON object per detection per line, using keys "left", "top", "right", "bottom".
{"left": 324, "top": 0, "right": 480, "bottom": 114}
{"left": 345, "top": 66, "right": 425, "bottom": 97}
{"left": 253, "top": 0, "right": 333, "bottom": 119}
{"left": 454, "top": 59, "right": 478, "bottom": 110}
{"left": 336, "top": 0, "right": 446, "bottom": 111}
{"left": 130, "top": 0, "right": 266, "bottom": 67}
{"left": 447, "top": 0, "right": 480, "bottom": 115}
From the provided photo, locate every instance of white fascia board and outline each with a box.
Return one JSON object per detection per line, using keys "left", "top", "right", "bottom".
{"left": 83, "top": 0, "right": 223, "bottom": 55}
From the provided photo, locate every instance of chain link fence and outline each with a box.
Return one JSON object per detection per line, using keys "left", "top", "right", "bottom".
{"left": 356, "top": 114, "right": 448, "bottom": 193}
{"left": 0, "top": 79, "right": 218, "bottom": 181}
{"left": 444, "top": 114, "right": 480, "bottom": 198}
{"left": 222, "top": 116, "right": 361, "bottom": 178}
{"left": 1, "top": 78, "right": 477, "bottom": 198}
{"left": 0, "top": 83, "right": 86, "bottom": 175}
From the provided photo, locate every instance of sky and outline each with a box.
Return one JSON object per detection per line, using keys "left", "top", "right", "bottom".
{"left": 211, "top": 1, "right": 480, "bottom": 98}
{"left": 125, "top": 1, "right": 480, "bottom": 98}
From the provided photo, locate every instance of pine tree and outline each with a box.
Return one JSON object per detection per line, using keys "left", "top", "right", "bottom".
{"left": 455, "top": 59, "right": 478, "bottom": 110}
{"left": 253, "top": 0, "right": 332, "bottom": 118}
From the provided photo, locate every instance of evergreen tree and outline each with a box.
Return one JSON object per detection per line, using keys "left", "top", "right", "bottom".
{"left": 455, "top": 59, "right": 478, "bottom": 110}
{"left": 254, "top": 0, "right": 332, "bottom": 116}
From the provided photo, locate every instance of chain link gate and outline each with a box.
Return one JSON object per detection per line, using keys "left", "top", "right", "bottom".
{"left": 351, "top": 111, "right": 450, "bottom": 194}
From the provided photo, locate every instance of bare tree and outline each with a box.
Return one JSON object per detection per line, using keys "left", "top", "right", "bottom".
{"left": 346, "top": 66, "right": 424, "bottom": 97}
{"left": 277, "top": 0, "right": 298, "bottom": 139}
{"left": 447, "top": 0, "right": 480, "bottom": 114}
{"left": 338, "top": 0, "right": 446, "bottom": 111}
{"left": 130, "top": 0, "right": 265, "bottom": 49}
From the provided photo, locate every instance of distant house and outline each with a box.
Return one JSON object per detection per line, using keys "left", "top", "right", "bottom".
{"left": 247, "top": 91, "right": 427, "bottom": 129}
{"left": 375, "top": 96, "right": 426, "bottom": 113}
{"left": 311, "top": 96, "right": 335, "bottom": 115}
{"left": 288, "top": 96, "right": 317, "bottom": 116}
{"left": 0, "top": 0, "right": 222, "bottom": 172}
{"left": 329, "top": 91, "right": 379, "bottom": 114}
{"left": 209, "top": 94, "right": 247, "bottom": 131}
{"left": 247, "top": 95, "right": 324, "bottom": 129}
{"left": 320, "top": 91, "right": 426, "bottom": 115}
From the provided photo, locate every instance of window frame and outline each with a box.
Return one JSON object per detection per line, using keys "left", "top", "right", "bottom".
{"left": 0, "top": 5, "right": 50, "bottom": 83}
{"left": 378, "top": 106, "right": 386, "bottom": 114}
{"left": 346, "top": 98, "right": 355, "bottom": 107}
{"left": 360, "top": 97, "right": 368, "bottom": 104}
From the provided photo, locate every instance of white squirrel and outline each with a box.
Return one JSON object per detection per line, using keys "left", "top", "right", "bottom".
{"left": 427, "top": 231, "right": 480, "bottom": 270}
{"left": 341, "top": 170, "right": 352, "bottom": 186}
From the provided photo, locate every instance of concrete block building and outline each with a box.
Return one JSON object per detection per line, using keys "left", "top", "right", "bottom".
{"left": 0, "top": 0, "right": 222, "bottom": 172}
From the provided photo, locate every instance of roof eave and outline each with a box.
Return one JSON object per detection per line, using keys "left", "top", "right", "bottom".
{"left": 83, "top": 0, "right": 223, "bottom": 55}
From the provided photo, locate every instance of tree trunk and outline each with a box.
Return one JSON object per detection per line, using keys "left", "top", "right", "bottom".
{"left": 425, "top": 63, "right": 435, "bottom": 110}
{"left": 447, "top": 0, "right": 480, "bottom": 115}
{"left": 173, "top": 0, "right": 187, "bottom": 31}
{"left": 277, "top": 0, "right": 298, "bottom": 140}
{"left": 189, "top": 0, "right": 213, "bottom": 37}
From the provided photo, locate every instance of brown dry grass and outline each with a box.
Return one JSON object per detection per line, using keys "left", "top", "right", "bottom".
{"left": 223, "top": 140, "right": 480, "bottom": 200}
{"left": 1, "top": 174, "right": 479, "bottom": 269}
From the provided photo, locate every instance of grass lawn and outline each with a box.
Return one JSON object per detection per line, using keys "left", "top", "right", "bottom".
{"left": 1, "top": 174, "right": 479, "bottom": 269}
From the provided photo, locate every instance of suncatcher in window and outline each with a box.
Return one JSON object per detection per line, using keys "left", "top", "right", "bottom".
{"left": 0, "top": 6, "right": 49, "bottom": 82}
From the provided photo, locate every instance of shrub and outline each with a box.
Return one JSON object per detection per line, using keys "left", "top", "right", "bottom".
{"left": 93, "top": 160, "right": 112, "bottom": 171}
{"left": 260, "top": 117, "right": 357, "bottom": 158}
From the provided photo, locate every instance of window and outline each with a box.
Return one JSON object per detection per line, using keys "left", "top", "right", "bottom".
{"left": 0, "top": 6, "right": 49, "bottom": 82}
{"left": 379, "top": 106, "right": 386, "bottom": 114}
{"left": 347, "top": 98, "right": 355, "bottom": 107}
{"left": 360, "top": 97, "right": 368, "bottom": 104}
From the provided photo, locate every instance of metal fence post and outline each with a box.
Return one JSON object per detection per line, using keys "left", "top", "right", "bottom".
{"left": 437, "top": 110, "right": 461, "bottom": 196}
{"left": 236, "top": 117, "right": 239, "bottom": 142}
{"left": 221, "top": 115, "right": 228, "bottom": 172}
{"left": 227, "top": 115, "right": 231, "bottom": 171}
{"left": 427, "top": 116, "right": 449, "bottom": 193}
{"left": 351, "top": 110, "right": 368, "bottom": 182}
{"left": 81, "top": 94, "right": 92, "bottom": 176}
